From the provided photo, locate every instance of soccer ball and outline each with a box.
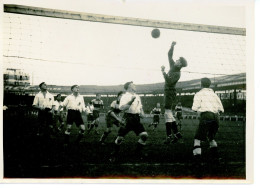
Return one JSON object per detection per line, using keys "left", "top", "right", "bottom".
{"left": 151, "top": 28, "right": 160, "bottom": 38}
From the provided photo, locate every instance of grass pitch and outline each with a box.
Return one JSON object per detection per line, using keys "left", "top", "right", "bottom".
{"left": 3, "top": 111, "right": 246, "bottom": 179}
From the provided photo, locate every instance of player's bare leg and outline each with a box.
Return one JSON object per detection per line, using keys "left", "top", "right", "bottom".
{"left": 99, "top": 127, "right": 112, "bottom": 145}
{"left": 75, "top": 124, "right": 85, "bottom": 144}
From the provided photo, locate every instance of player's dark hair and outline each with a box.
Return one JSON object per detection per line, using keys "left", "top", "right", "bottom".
{"left": 201, "top": 77, "right": 211, "bottom": 88}
{"left": 124, "top": 81, "right": 133, "bottom": 90}
{"left": 117, "top": 91, "right": 124, "bottom": 97}
{"left": 71, "top": 85, "right": 78, "bottom": 91}
{"left": 56, "top": 93, "right": 61, "bottom": 98}
{"left": 179, "top": 57, "right": 187, "bottom": 67}
{"left": 39, "top": 82, "right": 45, "bottom": 88}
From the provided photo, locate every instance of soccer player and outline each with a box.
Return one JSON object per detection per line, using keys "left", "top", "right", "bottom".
{"left": 99, "top": 91, "right": 124, "bottom": 145}
{"left": 109, "top": 82, "right": 148, "bottom": 162}
{"left": 149, "top": 103, "right": 161, "bottom": 131}
{"left": 175, "top": 102, "right": 183, "bottom": 130}
{"left": 32, "top": 82, "right": 54, "bottom": 136}
{"left": 161, "top": 41, "right": 187, "bottom": 144}
{"left": 192, "top": 78, "right": 224, "bottom": 164}
{"left": 85, "top": 101, "right": 95, "bottom": 131}
{"left": 91, "top": 93, "right": 104, "bottom": 134}
{"left": 62, "top": 85, "right": 87, "bottom": 144}
{"left": 53, "top": 93, "right": 65, "bottom": 132}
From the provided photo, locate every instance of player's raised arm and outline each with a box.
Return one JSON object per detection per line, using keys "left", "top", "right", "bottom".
{"left": 161, "top": 65, "right": 180, "bottom": 85}
{"left": 168, "top": 41, "right": 176, "bottom": 68}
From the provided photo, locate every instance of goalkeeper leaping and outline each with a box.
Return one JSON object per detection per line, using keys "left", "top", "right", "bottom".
{"left": 161, "top": 41, "right": 187, "bottom": 144}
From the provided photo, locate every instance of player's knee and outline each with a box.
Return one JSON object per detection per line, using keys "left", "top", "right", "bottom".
{"left": 65, "top": 124, "right": 72, "bottom": 134}
{"left": 80, "top": 124, "right": 85, "bottom": 131}
{"left": 115, "top": 136, "right": 124, "bottom": 145}
{"left": 79, "top": 124, "right": 85, "bottom": 134}
{"left": 209, "top": 139, "right": 217, "bottom": 148}
{"left": 139, "top": 132, "right": 148, "bottom": 145}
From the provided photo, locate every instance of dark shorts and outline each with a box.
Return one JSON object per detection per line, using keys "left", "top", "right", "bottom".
{"left": 194, "top": 112, "right": 219, "bottom": 141}
{"left": 67, "top": 109, "right": 84, "bottom": 127}
{"left": 38, "top": 108, "right": 53, "bottom": 126}
{"left": 93, "top": 110, "right": 100, "bottom": 119}
{"left": 176, "top": 112, "right": 183, "bottom": 120}
{"left": 118, "top": 113, "right": 145, "bottom": 137}
{"left": 164, "top": 88, "right": 177, "bottom": 110}
{"left": 106, "top": 115, "right": 120, "bottom": 128}
{"left": 153, "top": 115, "right": 160, "bottom": 123}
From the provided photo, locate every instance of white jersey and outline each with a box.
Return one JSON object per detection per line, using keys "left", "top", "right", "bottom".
{"left": 33, "top": 91, "right": 54, "bottom": 109}
{"left": 119, "top": 92, "right": 143, "bottom": 114}
{"left": 192, "top": 88, "right": 224, "bottom": 113}
{"left": 53, "top": 100, "right": 63, "bottom": 112}
{"left": 62, "top": 93, "right": 86, "bottom": 113}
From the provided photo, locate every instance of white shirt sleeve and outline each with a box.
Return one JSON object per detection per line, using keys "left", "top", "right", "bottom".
{"left": 192, "top": 93, "right": 201, "bottom": 112}
{"left": 32, "top": 94, "right": 39, "bottom": 107}
{"left": 119, "top": 94, "right": 129, "bottom": 110}
{"left": 110, "top": 101, "right": 116, "bottom": 108}
{"left": 62, "top": 96, "right": 69, "bottom": 108}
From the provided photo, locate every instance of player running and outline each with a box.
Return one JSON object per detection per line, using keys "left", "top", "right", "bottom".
{"left": 192, "top": 78, "right": 224, "bottom": 165}
{"left": 53, "top": 94, "right": 66, "bottom": 132}
{"left": 149, "top": 103, "right": 161, "bottom": 131}
{"left": 109, "top": 82, "right": 148, "bottom": 162}
{"left": 90, "top": 93, "right": 104, "bottom": 134}
{"left": 99, "top": 91, "right": 124, "bottom": 145}
{"left": 85, "top": 101, "right": 95, "bottom": 132}
{"left": 161, "top": 41, "right": 187, "bottom": 144}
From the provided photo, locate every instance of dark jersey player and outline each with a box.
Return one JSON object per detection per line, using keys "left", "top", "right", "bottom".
{"left": 161, "top": 41, "right": 187, "bottom": 144}
{"left": 149, "top": 103, "right": 161, "bottom": 131}
{"left": 88, "top": 93, "right": 104, "bottom": 134}
{"left": 99, "top": 91, "right": 124, "bottom": 145}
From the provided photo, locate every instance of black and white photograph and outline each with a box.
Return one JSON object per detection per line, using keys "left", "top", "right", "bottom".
{"left": 0, "top": 0, "right": 255, "bottom": 183}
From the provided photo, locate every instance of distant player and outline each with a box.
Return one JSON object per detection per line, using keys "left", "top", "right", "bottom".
{"left": 109, "top": 82, "right": 148, "bottom": 162}
{"left": 149, "top": 103, "right": 161, "bottom": 131}
{"left": 85, "top": 101, "right": 95, "bottom": 130}
{"left": 62, "top": 85, "right": 87, "bottom": 144}
{"left": 32, "top": 82, "right": 54, "bottom": 137}
{"left": 192, "top": 78, "right": 224, "bottom": 165}
{"left": 53, "top": 94, "right": 65, "bottom": 132}
{"left": 99, "top": 91, "right": 124, "bottom": 145}
{"left": 90, "top": 93, "right": 104, "bottom": 134}
{"left": 161, "top": 41, "right": 187, "bottom": 144}
{"left": 175, "top": 102, "right": 183, "bottom": 130}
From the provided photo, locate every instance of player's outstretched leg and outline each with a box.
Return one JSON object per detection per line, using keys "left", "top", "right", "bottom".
{"left": 109, "top": 136, "right": 124, "bottom": 163}
{"left": 164, "top": 109, "right": 174, "bottom": 144}
{"left": 135, "top": 132, "right": 148, "bottom": 160}
{"left": 86, "top": 123, "right": 94, "bottom": 134}
{"left": 171, "top": 121, "right": 183, "bottom": 143}
{"left": 75, "top": 124, "right": 85, "bottom": 144}
{"left": 208, "top": 139, "right": 219, "bottom": 165}
{"left": 99, "top": 128, "right": 111, "bottom": 145}
{"left": 64, "top": 124, "right": 72, "bottom": 145}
